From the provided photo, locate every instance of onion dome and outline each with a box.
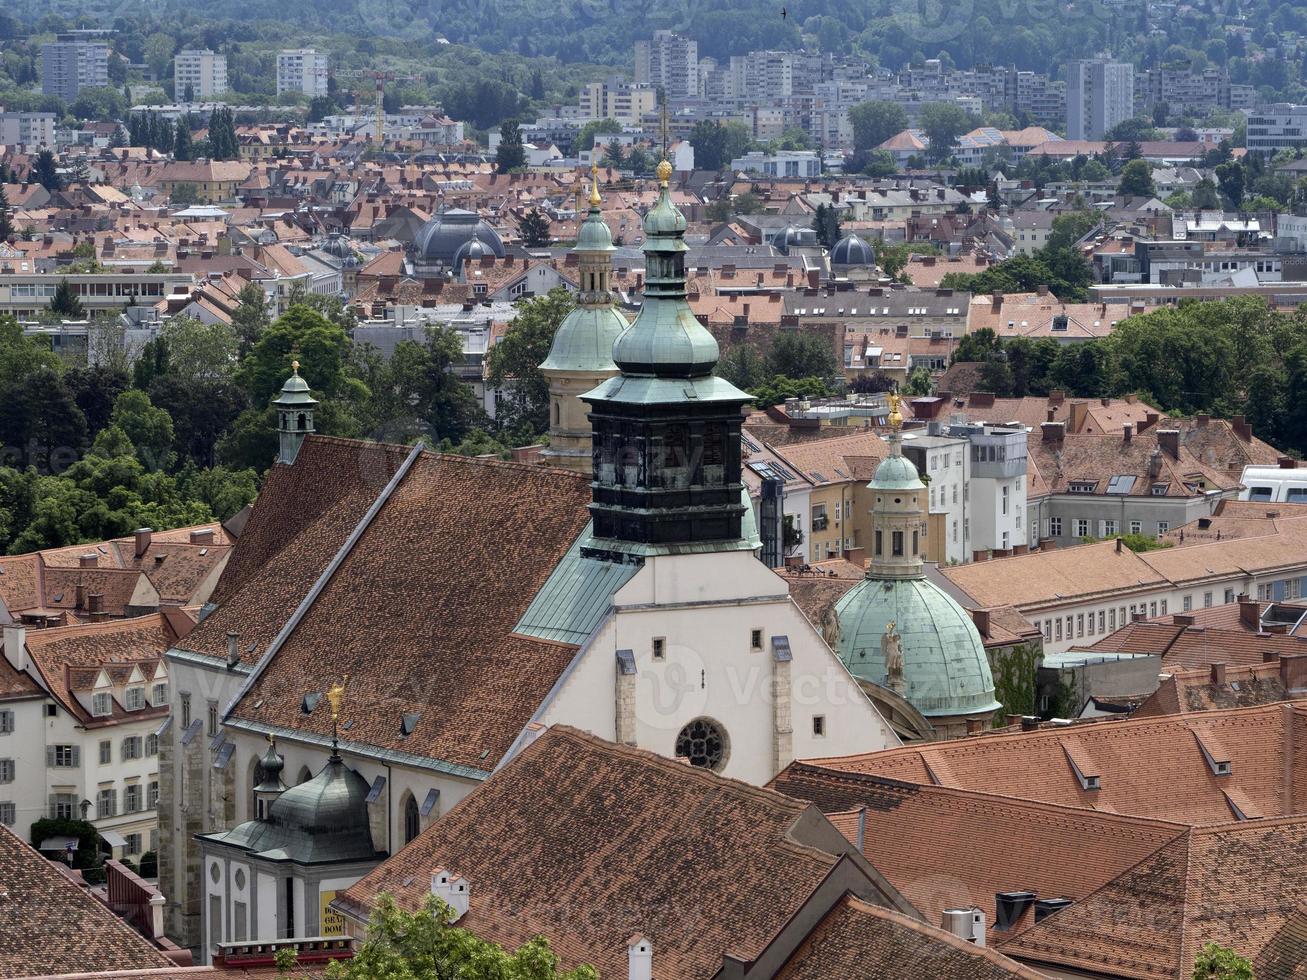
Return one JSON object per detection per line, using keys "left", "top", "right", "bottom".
{"left": 414, "top": 209, "right": 505, "bottom": 264}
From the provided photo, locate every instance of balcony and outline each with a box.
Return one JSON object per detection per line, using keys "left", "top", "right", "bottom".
{"left": 811, "top": 516, "right": 829, "bottom": 532}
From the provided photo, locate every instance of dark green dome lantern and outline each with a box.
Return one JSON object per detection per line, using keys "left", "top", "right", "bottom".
{"left": 581, "top": 160, "right": 756, "bottom": 562}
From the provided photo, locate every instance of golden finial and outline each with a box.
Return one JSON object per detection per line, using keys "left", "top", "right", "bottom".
{"left": 656, "top": 158, "right": 673, "bottom": 186}
{"left": 887, "top": 390, "right": 903, "bottom": 430}
{"left": 326, "top": 675, "right": 349, "bottom": 723}
{"left": 291, "top": 359, "right": 300, "bottom": 376}
{"left": 589, "top": 160, "right": 601, "bottom": 207}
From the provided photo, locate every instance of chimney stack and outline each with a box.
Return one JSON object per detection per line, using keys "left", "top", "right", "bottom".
{"left": 134, "top": 528, "right": 153, "bottom": 557}
{"left": 1021, "top": 716, "right": 1040, "bottom": 731}
{"left": 1280, "top": 653, "right": 1307, "bottom": 693}
{"left": 226, "top": 631, "right": 240, "bottom": 668}
{"left": 1040, "top": 421, "right": 1065, "bottom": 446}
{"left": 966, "top": 718, "right": 985, "bottom": 735}
{"left": 972, "top": 608, "right": 991, "bottom": 637}
{"left": 1238, "top": 595, "right": 1260, "bottom": 630}
{"left": 79, "top": 553, "right": 97, "bottom": 568}
{"left": 942, "top": 908, "right": 987, "bottom": 947}
{"left": 1123, "top": 423, "right": 1133, "bottom": 444}
{"left": 1158, "top": 429, "right": 1180, "bottom": 459}
{"left": 627, "top": 935, "right": 653, "bottom": 980}
{"left": 2, "top": 625, "right": 27, "bottom": 674}
{"left": 430, "top": 869, "right": 470, "bottom": 921}
{"left": 1148, "top": 449, "right": 1163, "bottom": 478}
{"left": 1210, "top": 662, "right": 1227, "bottom": 685}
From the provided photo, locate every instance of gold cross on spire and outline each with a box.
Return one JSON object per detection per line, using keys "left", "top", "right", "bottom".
{"left": 291, "top": 359, "right": 300, "bottom": 376}
{"left": 590, "top": 160, "right": 601, "bottom": 207}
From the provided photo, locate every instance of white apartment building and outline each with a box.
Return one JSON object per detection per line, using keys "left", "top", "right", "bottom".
{"left": 1067, "top": 58, "right": 1134, "bottom": 141}
{"left": 1, "top": 622, "right": 167, "bottom": 862}
{"left": 1247, "top": 104, "right": 1307, "bottom": 157}
{"left": 579, "top": 78, "right": 657, "bottom": 125}
{"left": 174, "top": 50, "right": 228, "bottom": 100}
{"left": 0, "top": 112, "right": 56, "bottom": 149}
{"left": 276, "top": 50, "right": 329, "bottom": 98}
{"left": 634, "top": 31, "right": 698, "bottom": 100}
{"left": 900, "top": 432, "right": 971, "bottom": 566}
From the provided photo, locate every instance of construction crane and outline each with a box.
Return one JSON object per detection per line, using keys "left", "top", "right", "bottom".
{"left": 337, "top": 68, "right": 419, "bottom": 146}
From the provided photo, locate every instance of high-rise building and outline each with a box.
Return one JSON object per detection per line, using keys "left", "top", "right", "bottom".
{"left": 41, "top": 35, "right": 110, "bottom": 102}
{"left": 1067, "top": 58, "right": 1135, "bottom": 141}
{"left": 634, "top": 31, "right": 698, "bottom": 100}
{"left": 173, "top": 50, "right": 228, "bottom": 100}
{"left": 276, "top": 49, "right": 329, "bottom": 98}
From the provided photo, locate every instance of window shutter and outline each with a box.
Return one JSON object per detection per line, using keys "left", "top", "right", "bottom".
{"left": 1274, "top": 579, "right": 1287, "bottom": 601}
{"left": 48, "top": 793, "right": 57, "bottom": 818}
{"left": 70, "top": 746, "right": 80, "bottom": 767}
{"left": 46, "top": 746, "right": 55, "bottom": 768}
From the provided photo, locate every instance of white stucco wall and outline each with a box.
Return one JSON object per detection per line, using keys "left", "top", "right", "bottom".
{"left": 537, "top": 551, "right": 898, "bottom": 785}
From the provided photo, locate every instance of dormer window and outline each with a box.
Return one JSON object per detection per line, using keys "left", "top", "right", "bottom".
{"left": 92, "top": 692, "right": 112, "bottom": 717}
{"left": 1151, "top": 482, "right": 1169, "bottom": 495}
{"left": 1068, "top": 481, "right": 1097, "bottom": 494}
{"left": 125, "top": 687, "right": 145, "bottom": 711}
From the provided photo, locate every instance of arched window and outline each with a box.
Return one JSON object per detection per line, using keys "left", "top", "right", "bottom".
{"left": 297, "top": 412, "right": 307, "bottom": 431}
{"left": 554, "top": 401, "right": 560, "bottom": 426}
{"left": 404, "top": 793, "right": 421, "bottom": 844}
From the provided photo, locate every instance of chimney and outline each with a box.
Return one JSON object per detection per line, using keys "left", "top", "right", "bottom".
{"left": 1040, "top": 421, "right": 1065, "bottom": 446}
{"left": 628, "top": 935, "right": 653, "bottom": 980}
{"left": 1197, "top": 414, "right": 1210, "bottom": 426}
{"left": 75, "top": 584, "right": 87, "bottom": 610}
{"left": 430, "top": 869, "right": 470, "bottom": 921}
{"left": 1046, "top": 407, "right": 1057, "bottom": 423}
{"left": 1158, "top": 429, "right": 1180, "bottom": 459}
{"left": 1069, "top": 401, "right": 1088, "bottom": 433}
{"left": 1232, "top": 415, "right": 1251, "bottom": 442}
{"left": 942, "top": 908, "right": 986, "bottom": 947}
{"left": 2, "top": 625, "right": 27, "bottom": 674}
{"left": 1148, "top": 449, "right": 1163, "bottom": 478}
{"left": 1123, "top": 423, "right": 1133, "bottom": 444}
{"left": 134, "top": 527, "right": 153, "bottom": 557}
{"left": 87, "top": 593, "right": 103, "bottom": 614}
{"left": 1049, "top": 389, "right": 1066, "bottom": 406}
{"left": 1279, "top": 456, "right": 1297, "bottom": 470}
{"left": 1238, "top": 596, "right": 1260, "bottom": 630}
{"left": 1006, "top": 714, "right": 1023, "bottom": 727}
{"left": 226, "top": 631, "right": 240, "bottom": 668}
{"left": 79, "top": 552, "right": 97, "bottom": 568}
{"left": 1021, "top": 716, "right": 1040, "bottom": 731}
{"left": 1036, "top": 283, "right": 1049, "bottom": 296}
{"left": 1210, "top": 662, "right": 1227, "bottom": 685}
{"left": 966, "top": 718, "right": 985, "bottom": 735}
{"left": 995, "top": 891, "right": 1037, "bottom": 931}
{"left": 1280, "top": 653, "right": 1307, "bottom": 693}
{"left": 807, "top": 268, "right": 820, "bottom": 289}
{"left": 189, "top": 528, "right": 215, "bottom": 544}
{"left": 1172, "top": 614, "right": 1195, "bottom": 626}
{"left": 1132, "top": 612, "right": 1147, "bottom": 622}
{"left": 1115, "top": 537, "right": 1124, "bottom": 553}
{"left": 972, "top": 608, "right": 991, "bottom": 638}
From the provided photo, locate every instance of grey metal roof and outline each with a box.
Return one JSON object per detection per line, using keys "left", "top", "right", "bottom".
{"left": 514, "top": 527, "right": 639, "bottom": 645}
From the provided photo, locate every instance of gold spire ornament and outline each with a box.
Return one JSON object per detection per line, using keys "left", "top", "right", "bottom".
{"left": 887, "top": 390, "right": 903, "bottom": 429}
{"left": 326, "top": 676, "right": 349, "bottom": 722}
{"left": 590, "top": 160, "right": 602, "bottom": 207}
{"left": 291, "top": 359, "right": 300, "bottom": 376}
{"left": 656, "top": 158, "right": 673, "bottom": 186}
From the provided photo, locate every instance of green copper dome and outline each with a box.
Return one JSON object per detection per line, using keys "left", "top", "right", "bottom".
{"left": 871, "top": 453, "right": 925, "bottom": 491}
{"left": 834, "top": 577, "right": 1001, "bottom": 718}
{"left": 272, "top": 363, "right": 318, "bottom": 408}
{"left": 577, "top": 204, "right": 615, "bottom": 252}
{"left": 540, "top": 305, "right": 627, "bottom": 373}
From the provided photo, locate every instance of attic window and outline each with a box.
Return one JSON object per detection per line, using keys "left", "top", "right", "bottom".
{"left": 401, "top": 712, "right": 420, "bottom": 737}
{"left": 1105, "top": 475, "right": 1136, "bottom": 495}
{"left": 301, "top": 692, "right": 321, "bottom": 714}
{"left": 1151, "top": 483, "right": 1169, "bottom": 495}
{"left": 1068, "top": 481, "right": 1097, "bottom": 494}
{"left": 1052, "top": 315, "right": 1069, "bottom": 331}
{"left": 92, "top": 692, "right": 112, "bottom": 717}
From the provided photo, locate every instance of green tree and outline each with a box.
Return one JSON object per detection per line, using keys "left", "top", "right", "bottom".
{"left": 903, "top": 365, "right": 933, "bottom": 395}
{"left": 688, "top": 120, "right": 752, "bottom": 171}
{"left": 69, "top": 86, "right": 125, "bottom": 122}
{"left": 848, "top": 101, "right": 909, "bottom": 163}
{"left": 1215, "top": 161, "right": 1245, "bottom": 208}
{"left": 1191, "top": 942, "right": 1254, "bottom": 980}
{"left": 172, "top": 115, "right": 194, "bottom": 161}
{"left": 240, "top": 305, "right": 362, "bottom": 406}
{"left": 158, "top": 316, "right": 238, "bottom": 384}
{"left": 486, "top": 287, "right": 573, "bottom": 437}
{"left": 0, "top": 365, "right": 87, "bottom": 472}
{"left": 49, "top": 279, "right": 84, "bottom": 318}
{"left": 32, "top": 150, "right": 61, "bottom": 192}
{"left": 716, "top": 344, "right": 766, "bottom": 390}
{"left": 110, "top": 389, "right": 175, "bottom": 471}
{"left": 1191, "top": 178, "right": 1221, "bottom": 209}
{"left": 1047, "top": 211, "right": 1102, "bottom": 250}
{"left": 1118, "top": 159, "right": 1157, "bottom": 198}
{"left": 602, "top": 137, "right": 625, "bottom": 167}
{"left": 1105, "top": 117, "right": 1159, "bottom": 142}
{"left": 766, "top": 332, "right": 837, "bottom": 380}
{"left": 169, "top": 182, "right": 199, "bottom": 207}
{"left": 496, "top": 119, "right": 527, "bottom": 173}
{"left": 230, "top": 283, "right": 271, "bottom": 355}
{"left": 574, "top": 118, "right": 621, "bottom": 155}
{"left": 323, "top": 893, "right": 596, "bottom": 980}
{"left": 0, "top": 184, "right": 13, "bottom": 242}
{"left": 370, "top": 328, "right": 486, "bottom": 445}
{"left": 918, "top": 102, "right": 973, "bottom": 163}
{"left": 519, "top": 208, "right": 552, "bottom": 248}
{"left": 811, "top": 203, "right": 842, "bottom": 248}
{"left": 863, "top": 149, "right": 897, "bottom": 178}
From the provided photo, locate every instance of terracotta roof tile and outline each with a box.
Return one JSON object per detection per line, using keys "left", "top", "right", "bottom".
{"left": 336, "top": 727, "right": 868, "bottom": 978}
{"left": 0, "top": 824, "right": 173, "bottom": 976}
